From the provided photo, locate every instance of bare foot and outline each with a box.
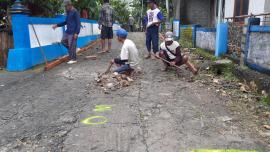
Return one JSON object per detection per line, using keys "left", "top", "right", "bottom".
{"left": 144, "top": 54, "right": 151, "bottom": 59}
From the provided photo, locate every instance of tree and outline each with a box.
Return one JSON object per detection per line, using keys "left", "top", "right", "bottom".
{"left": 110, "top": 0, "right": 130, "bottom": 26}
{"left": 22, "top": 0, "right": 64, "bottom": 17}
{"left": 71, "top": 0, "right": 102, "bottom": 20}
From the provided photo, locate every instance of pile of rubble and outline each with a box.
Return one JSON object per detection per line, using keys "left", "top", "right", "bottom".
{"left": 95, "top": 72, "right": 136, "bottom": 94}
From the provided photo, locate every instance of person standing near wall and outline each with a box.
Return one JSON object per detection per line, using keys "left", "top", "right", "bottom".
{"left": 144, "top": 0, "right": 164, "bottom": 59}
{"left": 99, "top": 0, "right": 114, "bottom": 53}
{"left": 128, "top": 15, "right": 135, "bottom": 32}
{"left": 52, "top": 0, "right": 81, "bottom": 64}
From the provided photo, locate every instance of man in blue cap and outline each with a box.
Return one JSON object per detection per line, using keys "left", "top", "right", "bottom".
{"left": 110, "top": 29, "right": 140, "bottom": 74}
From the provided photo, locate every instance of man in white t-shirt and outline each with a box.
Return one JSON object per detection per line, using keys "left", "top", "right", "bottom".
{"left": 110, "top": 29, "right": 140, "bottom": 74}
{"left": 159, "top": 31, "right": 198, "bottom": 75}
{"left": 144, "top": 0, "right": 164, "bottom": 59}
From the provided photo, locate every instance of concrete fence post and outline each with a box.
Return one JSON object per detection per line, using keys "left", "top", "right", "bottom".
{"left": 10, "top": 0, "right": 30, "bottom": 49}
{"left": 215, "top": 23, "right": 228, "bottom": 57}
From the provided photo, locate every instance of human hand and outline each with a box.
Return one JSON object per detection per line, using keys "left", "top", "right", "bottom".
{"left": 170, "top": 61, "right": 176, "bottom": 66}
{"left": 52, "top": 25, "right": 58, "bottom": 30}
{"left": 73, "top": 34, "right": 78, "bottom": 40}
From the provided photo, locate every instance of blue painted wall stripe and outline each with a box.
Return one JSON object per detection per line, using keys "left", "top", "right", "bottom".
{"left": 250, "top": 25, "right": 270, "bottom": 32}
{"left": 7, "top": 13, "right": 100, "bottom": 71}
{"left": 197, "top": 27, "right": 216, "bottom": 32}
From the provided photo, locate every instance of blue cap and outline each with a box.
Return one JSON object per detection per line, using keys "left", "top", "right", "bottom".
{"left": 116, "top": 29, "right": 128, "bottom": 38}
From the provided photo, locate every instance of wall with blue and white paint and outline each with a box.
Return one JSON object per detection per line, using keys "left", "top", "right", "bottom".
{"left": 7, "top": 15, "right": 101, "bottom": 72}
{"left": 246, "top": 26, "right": 270, "bottom": 73}
{"left": 196, "top": 28, "right": 216, "bottom": 51}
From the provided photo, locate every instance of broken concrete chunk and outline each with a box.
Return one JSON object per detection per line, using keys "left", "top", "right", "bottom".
{"left": 213, "top": 78, "right": 219, "bottom": 84}
{"left": 106, "top": 83, "right": 114, "bottom": 89}
{"left": 218, "top": 116, "right": 232, "bottom": 122}
{"left": 127, "top": 77, "right": 134, "bottom": 82}
{"left": 263, "top": 125, "right": 270, "bottom": 130}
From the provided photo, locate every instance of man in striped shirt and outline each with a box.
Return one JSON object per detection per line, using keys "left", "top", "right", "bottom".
{"left": 98, "top": 0, "right": 114, "bottom": 53}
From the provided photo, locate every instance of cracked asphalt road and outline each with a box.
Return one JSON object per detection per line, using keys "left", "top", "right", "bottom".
{"left": 0, "top": 33, "right": 269, "bottom": 152}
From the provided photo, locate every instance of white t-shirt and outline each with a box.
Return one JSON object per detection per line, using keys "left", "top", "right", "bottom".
{"left": 147, "top": 8, "right": 162, "bottom": 27}
{"left": 160, "top": 41, "right": 180, "bottom": 60}
{"left": 120, "top": 39, "right": 140, "bottom": 67}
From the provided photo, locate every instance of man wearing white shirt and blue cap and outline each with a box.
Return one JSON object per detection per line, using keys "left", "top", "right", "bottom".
{"left": 110, "top": 29, "right": 140, "bottom": 74}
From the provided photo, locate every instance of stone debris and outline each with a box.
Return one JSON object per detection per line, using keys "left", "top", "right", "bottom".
{"left": 95, "top": 72, "right": 138, "bottom": 93}
{"left": 239, "top": 83, "right": 251, "bottom": 93}
{"left": 263, "top": 125, "right": 270, "bottom": 130}
{"left": 84, "top": 55, "right": 97, "bottom": 60}
{"left": 218, "top": 116, "right": 233, "bottom": 122}
{"left": 264, "top": 112, "right": 270, "bottom": 118}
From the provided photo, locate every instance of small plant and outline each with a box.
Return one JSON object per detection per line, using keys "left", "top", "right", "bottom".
{"left": 194, "top": 48, "right": 218, "bottom": 61}
{"left": 260, "top": 96, "right": 270, "bottom": 105}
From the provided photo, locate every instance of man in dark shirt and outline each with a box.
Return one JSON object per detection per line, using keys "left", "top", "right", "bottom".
{"left": 53, "top": 0, "right": 81, "bottom": 64}
{"left": 99, "top": 0, "right": 114, "bottom": 53}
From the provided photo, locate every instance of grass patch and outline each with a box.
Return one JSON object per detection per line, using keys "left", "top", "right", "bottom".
{"left": 260, "top": 96, "right": 270, "bottom": 105}
{"left": 180, "top": 39, "right": 193, "bottom": 48}
{"left": 193, "top": 48, "right": 218, "bottom": 61}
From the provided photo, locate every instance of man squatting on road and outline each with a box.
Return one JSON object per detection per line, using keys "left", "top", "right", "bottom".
{"left": 110, "top": 29, "right": 140, "bottom": 74}
{"left": 53, "top": 0, "right": 81, "bottom": 65}
{"left": 159, "top": 32, "right": 198, "bottom": 75}
{"left": 144, "top": 0, "right": 164, "bottom": 59}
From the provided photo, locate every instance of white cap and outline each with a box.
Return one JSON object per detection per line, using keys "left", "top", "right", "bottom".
{"left": 165, "top": 31, "right": 174, "bottom": 42}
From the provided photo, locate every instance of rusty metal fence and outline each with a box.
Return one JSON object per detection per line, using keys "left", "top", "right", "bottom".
{"left": 225, "top": 13, "right": 270, "bottom": 58}
{"left": 0, "top": 31, "right": 13, "bottom": 67}
{"left": 179, "top": 25, "right": 198, "bottom": 48}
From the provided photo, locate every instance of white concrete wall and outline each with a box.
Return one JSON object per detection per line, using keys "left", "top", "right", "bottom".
{"left": 265, "top": 0, "right": 270, "bottom": 12}
{"left": 248, "top": 32, "right": 270, "bottom": 68}
{"left": 29, "top": 24, "right": 63, "bottom": 48}
{"left": 249, "top": 0, "right": 266, "bottom": 14}
{"left": 29, "top": 22, "right": 100, "bottom": 48}
{"left": 249, "top": 0, "right": 266, "bottom": 23}
{"left": 196, "top": 31, "right": 216, "bottom": 51}
{"left": 93, "top": 23, "right": 100, "bottom": 35}
{"left": 79, "top": 23, "right": 93, "bottom": 37}
{"left": 224, "top": 0, "right": 235, "bottom": 18}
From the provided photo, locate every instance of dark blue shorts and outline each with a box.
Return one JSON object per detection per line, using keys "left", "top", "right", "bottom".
{"left": 146, "top": 26, "right": 159, "bottom": 53}
{"left": 101, "top": 26, "right": 113, "bottom": 39}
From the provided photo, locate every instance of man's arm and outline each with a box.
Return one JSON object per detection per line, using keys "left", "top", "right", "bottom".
{"left": 153, "top": 11, "right": 164, "bottom": 25}
{"left": 74, "top": 11, "right": 81, "bottom": 35}
{"left": 98, "top": 7, "right": 103, "bottom": 28}
{"left": 52, "top": 20, "right": 66, "bottom": 30}
{"left": 174, "top": 46, "right": 182, "bottom": 63}
{"left": 57, "top": 21, "right": 67, "bottom": 27}
{"left": 111, "top": 8, "right": 115, "bottom": 24}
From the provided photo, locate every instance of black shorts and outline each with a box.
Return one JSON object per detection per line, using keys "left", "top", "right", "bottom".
{"left": 114, "top": 58, "right": 126, "bottom": 65}
{"left": 161, "top": 51, "right": 184, "bottom": 66}
{"left": 101, "top": 26, "right": 113, "bottom": 39}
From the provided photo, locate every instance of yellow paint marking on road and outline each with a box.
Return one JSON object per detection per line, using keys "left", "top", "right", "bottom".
{"left": 190, "top": 150, "right": 258, "bottom": 152}
{"left": 81, "top": 116, "right": 108, "bottom": 125}
{"left": 93, "top": 105, "right": 112, "bottom": 112}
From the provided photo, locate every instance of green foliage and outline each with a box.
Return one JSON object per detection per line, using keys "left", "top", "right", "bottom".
{"left": 110, "top": 0, "right": 129, "bottom": 25}
{"left": 194, "top": 48, "right": 217, "bottom": 61}
{"left": 260, "top": 96, "right": 270, "bottom": 105}
{"left": 22, "top": 0, "right": 64, "bottom": 17}
{"left": 72, "top": 0, "right": 102, "bottom": 20}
